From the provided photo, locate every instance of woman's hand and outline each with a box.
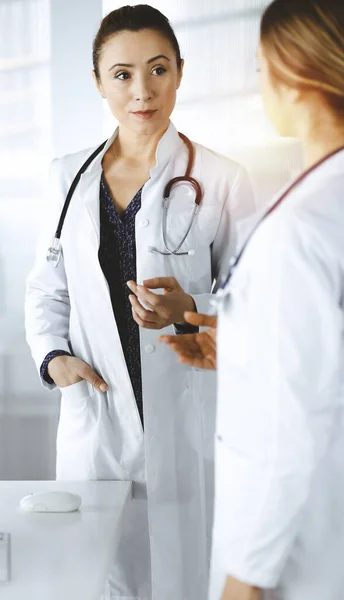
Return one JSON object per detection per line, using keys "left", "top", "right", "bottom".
{"left": 47, "top": 355, "right": 108, "bottom": 392}
{"left": 127, "top": 277, "right": 196, "bottom": 330}
{"left": 160, "top": 312, "right": 217, "bottom": 370}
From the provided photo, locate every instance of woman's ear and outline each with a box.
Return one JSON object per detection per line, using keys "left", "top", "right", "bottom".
{"left": 176, "top": 59, "right": 184, "bottom": 90}
{"left": 92, "top": 70, "right": 106, "bottom": 98}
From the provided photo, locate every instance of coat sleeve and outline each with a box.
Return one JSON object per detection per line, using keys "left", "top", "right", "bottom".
{"left": 25, "top": 159, "right": 71, "bottom": 390}
{"left": 190, "top": 164, "right": 256, "bottom": 315}
{"left": 213, "top": 208, "right": 343, "bottom": 588}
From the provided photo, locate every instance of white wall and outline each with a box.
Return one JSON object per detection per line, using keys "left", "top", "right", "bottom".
{"left": 0, "top": 0, "right": 59, "bottom": 480}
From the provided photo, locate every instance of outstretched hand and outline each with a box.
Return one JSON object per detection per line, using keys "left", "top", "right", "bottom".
{"left": 160, "top": 312, "right": 217, "bottom": 370}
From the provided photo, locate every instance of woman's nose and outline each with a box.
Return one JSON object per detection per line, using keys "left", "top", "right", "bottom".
{"left": 133, "top": 76, "right": 153, "bottom": 103}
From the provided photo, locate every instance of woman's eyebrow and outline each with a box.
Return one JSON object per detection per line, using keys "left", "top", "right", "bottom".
{"left": 108, "top": 54, "right": 170, "bottom": 72}
{"left": 147, "top": 54, "right": 170, "bottom": 64}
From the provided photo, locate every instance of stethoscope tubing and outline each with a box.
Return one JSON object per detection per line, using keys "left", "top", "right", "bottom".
{"left": 47, "top": 133, "right": 202, "bottom": 265}
{"left": 217, "top": 143, "right": 344, "bottom": 296}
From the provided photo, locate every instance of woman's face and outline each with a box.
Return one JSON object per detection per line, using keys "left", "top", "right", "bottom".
{"left": 94, "top": 28, "right": 183, "bottom": 135}
{"left": 257, "top": 43, "right": 296, "bottom": 137}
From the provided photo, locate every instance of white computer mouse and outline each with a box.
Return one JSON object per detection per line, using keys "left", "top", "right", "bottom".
{"left": 19, "top": 491, "right": 82, "bottom": 513}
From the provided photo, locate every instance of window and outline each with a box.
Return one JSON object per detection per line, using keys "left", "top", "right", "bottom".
{"left": 0, "top": 0, "right": 56, "bottom": 480}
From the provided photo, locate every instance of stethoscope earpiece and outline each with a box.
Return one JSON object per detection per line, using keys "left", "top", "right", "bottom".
{"left": 46, "top": 238, "right": 62, "bottom": 268}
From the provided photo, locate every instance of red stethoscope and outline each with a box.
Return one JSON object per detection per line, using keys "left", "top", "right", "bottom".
{"left": 46, "top": 132, "right": 202, "bottom": 267}
{"left": 216, "top": 144, "right": 344, "bottom": 297}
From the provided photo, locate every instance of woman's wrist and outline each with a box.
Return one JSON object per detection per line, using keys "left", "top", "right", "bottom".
{"left": 222, "top": 576, "right": 261, "bottom": 600}
{"left": 175, "top": 294, "right": 196, "bottom": 325}
{"left": 40, "top": 350, "right": 72, "bottom": 384}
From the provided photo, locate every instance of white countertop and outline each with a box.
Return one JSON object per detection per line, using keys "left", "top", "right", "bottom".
{"left": 0, "top": 480, "right": 132, "bottom": 600}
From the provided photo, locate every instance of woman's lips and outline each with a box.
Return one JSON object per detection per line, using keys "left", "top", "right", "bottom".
{"left": 132, "top": 110, "right": 157, "bottom": 120}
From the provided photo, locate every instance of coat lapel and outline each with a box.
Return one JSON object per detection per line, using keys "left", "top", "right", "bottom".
{"left": 77, "top": 169, "right": 102, "bottom": 244}
{"left": 77, "top": 129, "right": 118, "bottom": 239}
{"left": 76, "top": 121, "right": 185, "bottom": 237}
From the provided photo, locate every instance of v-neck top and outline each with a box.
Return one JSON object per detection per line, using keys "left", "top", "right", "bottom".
{"left": 97, "top": 172, "right": 144, "bottom": 424}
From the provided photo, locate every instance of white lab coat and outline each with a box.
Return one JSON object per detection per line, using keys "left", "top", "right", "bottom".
{"left": 210, "top": 148, "right": 344, "bottom": 600}
{"left": 25, "top": 122, "right": 255, "bottom": 600}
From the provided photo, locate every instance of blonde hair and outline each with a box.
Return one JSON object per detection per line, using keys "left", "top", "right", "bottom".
{"left": 260, "top": 0, "right": 344, "bottom": 112}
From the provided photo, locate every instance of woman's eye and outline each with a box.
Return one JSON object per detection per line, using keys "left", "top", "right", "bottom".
{"left": 115, "top": 71, "right": 130, "bottom": 80}
{"left": 152, "top": 66, "right": 166, "bottom": 76}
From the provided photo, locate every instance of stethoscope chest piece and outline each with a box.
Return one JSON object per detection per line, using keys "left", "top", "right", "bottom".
{"left": 46, "top": 237, "right": 62, "bottom": 267}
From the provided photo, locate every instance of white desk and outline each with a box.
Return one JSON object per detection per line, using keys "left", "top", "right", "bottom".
{"left": 0, "top": 480, "right": 132, "bottom": 600}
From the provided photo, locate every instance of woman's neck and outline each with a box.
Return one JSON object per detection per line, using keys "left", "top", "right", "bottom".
{"left": 303, "top": 134, "right": 344, "bottom": 169}
{"left": 300, "top": 110, "right": 344, "bottom": 169}
{"left": 111, "top": 122, "right": 170, "bottom": 169}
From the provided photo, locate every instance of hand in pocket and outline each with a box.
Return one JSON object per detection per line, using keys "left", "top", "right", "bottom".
{"left": 47, "top": 355, "right": 108, "bottom": 392}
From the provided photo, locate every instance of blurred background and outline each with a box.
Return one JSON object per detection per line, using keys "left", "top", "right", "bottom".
{"left": 0, "top": 0, "right": 302, "bottom": 480}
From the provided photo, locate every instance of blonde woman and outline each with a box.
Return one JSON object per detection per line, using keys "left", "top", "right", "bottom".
{"left": 162, "top": 1, "right": 344, "bottom": 599}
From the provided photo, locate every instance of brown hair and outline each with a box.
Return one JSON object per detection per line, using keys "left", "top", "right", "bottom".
{"left": 93, "top": 5, "right": 182, "bottom": 80}
{"left": 260, "top": 0, "right": 344, "bottom": 112}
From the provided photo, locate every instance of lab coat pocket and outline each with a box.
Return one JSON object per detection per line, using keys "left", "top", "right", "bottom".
{"left": 163, "top": 185, "right": 197, "bottom": 253}
{"left": 56, "top": 380, "right": 97, "bottom": 479}
{"left": 160, "top": 213, "right": 197, "bottom": 294}
{"left": 164, "top": 213, "right": 196, "bottom": 255}
{"left": 59, "top": 379, "right": 94, "bottom": 405}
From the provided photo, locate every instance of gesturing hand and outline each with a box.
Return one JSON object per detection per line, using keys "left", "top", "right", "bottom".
{"left": 127, "top": 277, "right": 196, "bottom": 330}
{"left": 160, "top": 312, "right": 217, "bottom": 370}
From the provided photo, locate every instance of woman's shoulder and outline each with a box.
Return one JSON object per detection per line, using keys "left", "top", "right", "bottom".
{"left": 252, "top": 172, "right": 344, "bottom": 273}
{"left": 48, "top": 143, "right": 104, "bottom": 203}
{"left": 51, "top": 143, "right": 102, "bottom": 182}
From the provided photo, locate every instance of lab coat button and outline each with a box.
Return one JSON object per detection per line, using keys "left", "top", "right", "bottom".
{"left": 139, "top": 219, "right": 149, "bottom": 227}
{"left": 145, "top": 344, "right": 155, "bottom": 354}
